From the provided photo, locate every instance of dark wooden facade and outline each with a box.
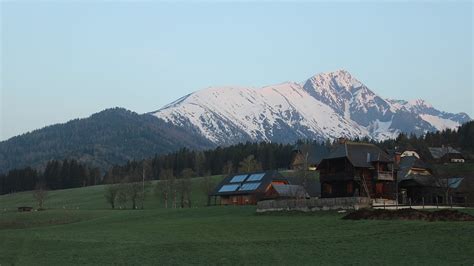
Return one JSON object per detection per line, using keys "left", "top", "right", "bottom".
{"left": 397, "top": 156, "right": 444, "bottom": 204}
{"left": 317, "top": 143, "right": 396, "bottom": 199}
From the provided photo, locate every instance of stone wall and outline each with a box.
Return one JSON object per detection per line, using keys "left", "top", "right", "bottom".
{"left": 256, "top": 197, "right": 371, "bottom": 213}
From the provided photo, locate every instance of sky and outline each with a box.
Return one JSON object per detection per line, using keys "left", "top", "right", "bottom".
{"left": 1, "top": 1, "right": 473, "bottom": 141}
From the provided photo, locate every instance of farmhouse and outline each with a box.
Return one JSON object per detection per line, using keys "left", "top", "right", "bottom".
{"left": 209, "top": 171, "right": 289, "bottom": 205}
{"left": 429, "top": 146, "right": 465, "bottom": 163}
{"left": 397, "top": 156, "right": 442, "bottom": 204}
{"left": 317, "top": 141, "right": 396, "bottom": 199}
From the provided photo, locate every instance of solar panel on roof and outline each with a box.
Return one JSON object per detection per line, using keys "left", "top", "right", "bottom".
{"left": 218, "top": 184, "right": 240, "bottom": 193}
{"left": 230, "top": 174, "right": 248, "bottom": 183}
{"left": 247, "top": 173, "right": 265, "bottom": 182}
{"left": 238, "top": 182, "right": 261, "bottom": 191}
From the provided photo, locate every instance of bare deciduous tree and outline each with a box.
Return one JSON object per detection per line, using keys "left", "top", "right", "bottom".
{"left": 238, "top": 155, "right": 262, "bottom": 173}
{"left": 294, "top": 144, "right": 319, "bottom": 193}
{"left": 201, "top": 173, "right": 216, "bottom": 206}
{"left": 33, "top": 183, "right": 48, "bottom": 209}
{"left": 178, "top": 168, "right": 194, "bottom": 208}
{"left": 116, "top": 182, "right": 128, "bottom": 209}
{"left": 155, "top": 169, "right": 175, "bottom": 208}
{"left": 104, "top": 184, "right": 120, "bottom": 209}
{"left": 222, "top": 161, "right": 234, "bottom": 175}
{"left": 126, "top": 181, "right": 142, "bottom": 210}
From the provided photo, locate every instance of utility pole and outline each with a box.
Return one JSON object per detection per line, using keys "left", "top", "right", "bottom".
{"left": 393, "top": 162, "right": 398, "bottom": 207}
{"left": 142, "top": 165, "right": 145, "bottom": 210}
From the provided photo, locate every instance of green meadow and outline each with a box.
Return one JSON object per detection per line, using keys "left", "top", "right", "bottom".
{"left": 1, "top": 176, "right": 473, "bottom": 265}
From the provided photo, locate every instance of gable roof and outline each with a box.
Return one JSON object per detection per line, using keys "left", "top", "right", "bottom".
{"left": 272, "top": 184, "right": 309, "bottom": 198}
{"left": 210, "top": 171, "right": 287, "bottom": 196}
{"left": 397, "top": 156, "right": 440, "bottom": 187}
{"left": 429, "top": 146, "right": 462, "bottom": 159}
{"left": 285, "top": 176, "right": 321, "bottom": 197}
{"left": 319, "top": 142, "right": 392, "bottom": 168}
{"left": 293, "top": 143, "right": 331, "bottom": 165}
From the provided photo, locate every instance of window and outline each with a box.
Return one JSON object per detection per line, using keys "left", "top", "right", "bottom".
{"left": 376, "top": 183, "right": 383, "bottom": 194}
{"left": 347, "top": 182, "right": 353, "bottom": 194}
{"left": 323, "top": 183, "right": 332, "bottom": 194}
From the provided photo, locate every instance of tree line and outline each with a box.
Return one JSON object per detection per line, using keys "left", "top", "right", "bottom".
{"left": 2, "top": 121, "right": 472, "bottom": 196}
{"left": 103, "top": 142, "right": 295, "bottom": 184}
{"left": 0, "top": 142, "right": 296, "bottom": 195}
{"left": 0, "top": 159, "right": 101, "bottom": 195}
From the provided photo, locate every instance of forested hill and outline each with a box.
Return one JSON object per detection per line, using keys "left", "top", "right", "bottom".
{"left": 0, "top": 108, "right": 214, "bottom": 174}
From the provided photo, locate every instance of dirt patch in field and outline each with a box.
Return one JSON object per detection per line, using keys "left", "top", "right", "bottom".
{"left": 343, "top": 208, "right": 474, "bottom": 222}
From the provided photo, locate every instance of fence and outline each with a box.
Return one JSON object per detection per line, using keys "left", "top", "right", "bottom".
{"left": 256, "top": 197, "right": 371, "bottom": 213}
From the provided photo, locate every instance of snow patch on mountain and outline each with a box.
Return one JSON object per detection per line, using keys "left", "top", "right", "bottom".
{"left": 153, "top": 70, "right": 470, "bottom": 145}
{"left": 419, "top": 114, "right": 461, "bottom": 131}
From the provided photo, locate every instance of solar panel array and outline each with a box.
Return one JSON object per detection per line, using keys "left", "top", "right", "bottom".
{"left": 217, "top": 172, "right": 267, "bottom": 193}
{"left": 247, "top": 173, "right": 265, "bottom": 182}
{"left": 238, "top": 182, "right": 261, "bottom": 191}
{"left": 218, "top": 184, "right": 240, "bottom": 193}
{"left": 230, "top": 174, "right": 248, "bottom": 183}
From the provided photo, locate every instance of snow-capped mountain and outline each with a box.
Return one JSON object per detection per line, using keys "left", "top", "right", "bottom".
{"left": 152, "top": 70, "right": 471, "bottom": 145}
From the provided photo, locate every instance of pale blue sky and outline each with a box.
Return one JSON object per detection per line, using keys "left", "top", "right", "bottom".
{"left": 1, "top": 1, "right": 473, "bottom": 140}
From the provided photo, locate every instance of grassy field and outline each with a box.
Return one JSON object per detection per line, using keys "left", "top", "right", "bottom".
{"left": 1, "top": 176, "right": 474, "bottom": 265}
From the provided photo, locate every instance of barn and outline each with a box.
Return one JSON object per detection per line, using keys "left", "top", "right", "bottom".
{"left": 429, "top": 146, "right": 465, "bottom": 163}
{"left": 209, "top": 171, "right": 289, "bottom": 205}
{"left": 397, "top": 155, "right": 442, "bottom": 204}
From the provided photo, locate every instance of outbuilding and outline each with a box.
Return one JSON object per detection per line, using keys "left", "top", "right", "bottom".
{"left": 209, "top": 171, "right": 289, "bottom": 205}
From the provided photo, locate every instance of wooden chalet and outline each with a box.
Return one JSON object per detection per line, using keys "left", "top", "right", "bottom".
{"left": 317, "top": 142, "right": 396, "bottom": 199}
{"left": 209, "top": 171, "right": 289, "bottom": 205}
{"left": 429, "top": 146, "right": 465, "bottom": 163}
{"left": 397, "top": 156, "right": 442, "bottom": 204}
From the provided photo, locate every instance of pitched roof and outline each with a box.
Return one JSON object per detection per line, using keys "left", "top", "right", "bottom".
{"left": 293, "top": 143, "right": 331, "bottom": 165}
{"left": 445, "top": 177, "right": 464, "bottom": 189}
{"left": 428, "top": 146, "right": 462, "bottom": 159}
{"left": 397, "top": 156, "right": 440, "bottom": 187}
{"left": 210, "top": 171, "right": 287, "bottom": 196}
{"left": 321, "top": 142, "right": 392, "bottom": 168}
{"left": 272, "top": 184, "right": 309, "bottom": 198}
{"left": 285, "top": 176, "right": 321, "bottom": 197}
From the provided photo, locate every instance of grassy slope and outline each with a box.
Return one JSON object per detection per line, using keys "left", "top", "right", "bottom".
{"left": 0, "top": 175, "right": 225, "bottom": 211}
{"left": 1, "top": 175, "right": 474, "bottom": 265}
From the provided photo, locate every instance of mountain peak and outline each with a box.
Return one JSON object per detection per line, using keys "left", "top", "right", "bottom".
{"left": 305, "top": 69, "right": 363, "bottom": 93}
{"left": 326, "top": 68, "right": 352, "bottom": 76}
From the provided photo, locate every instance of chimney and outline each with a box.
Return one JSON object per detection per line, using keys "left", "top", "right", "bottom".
{"left": 394, "top": 152, "right": 401, "bottom": 165}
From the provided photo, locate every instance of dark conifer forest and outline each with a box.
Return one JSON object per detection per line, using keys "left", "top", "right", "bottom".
{"left": 1, "top": 121, "right": 472, "bottom": 195}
